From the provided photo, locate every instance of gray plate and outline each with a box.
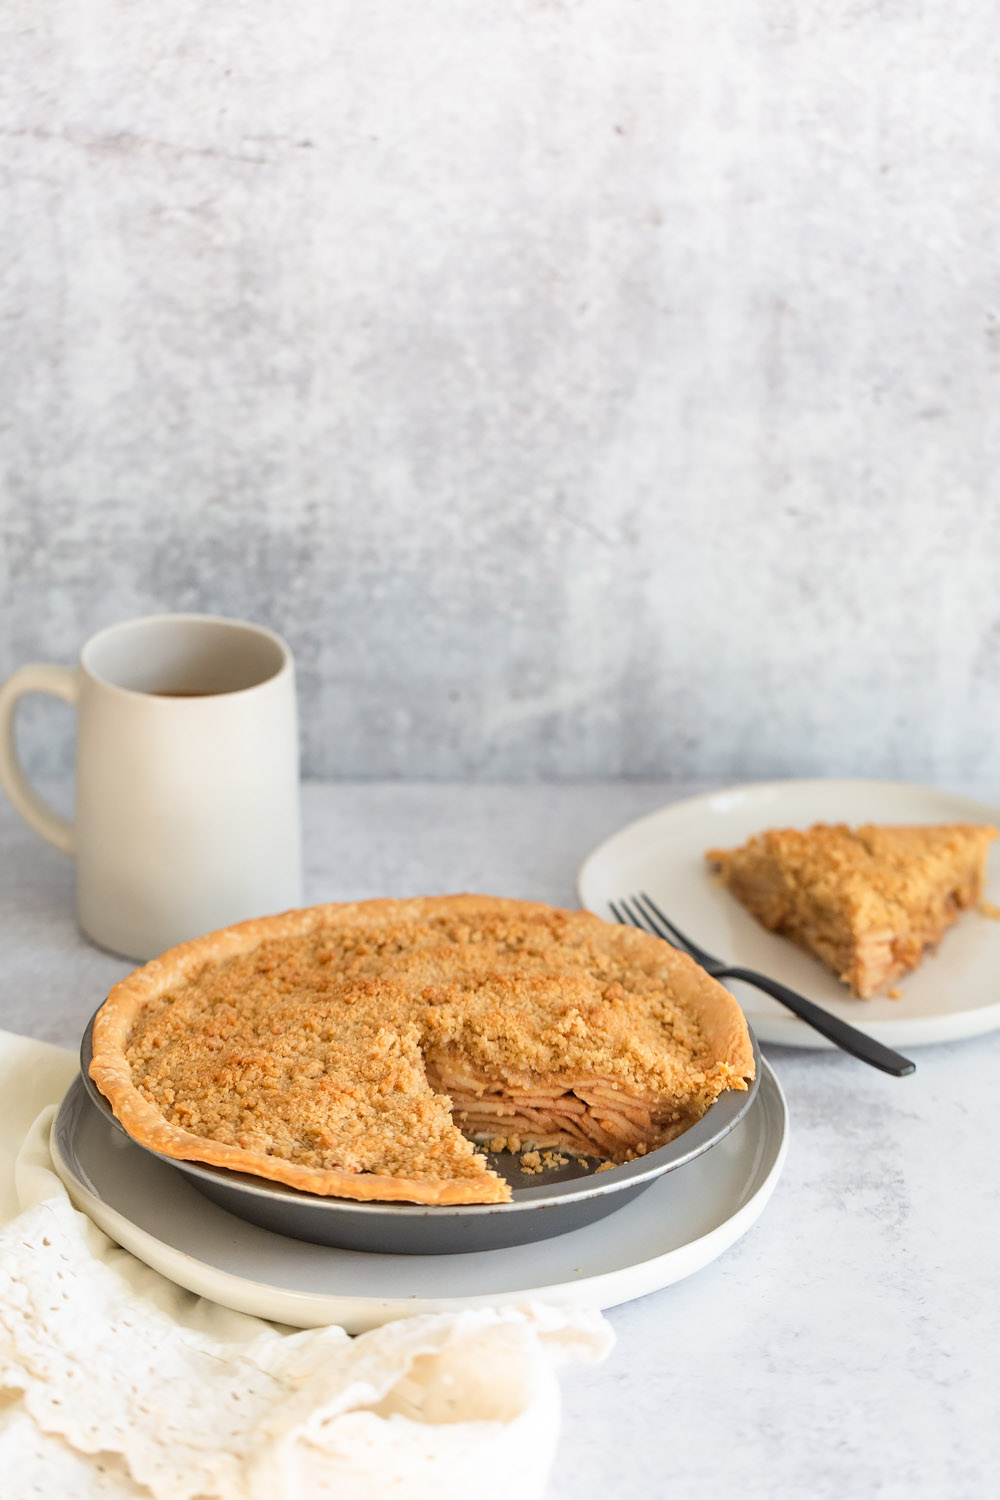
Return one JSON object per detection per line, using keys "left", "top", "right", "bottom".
{"left": 80, "top": 1011, "right": 761, "bottom": 1253}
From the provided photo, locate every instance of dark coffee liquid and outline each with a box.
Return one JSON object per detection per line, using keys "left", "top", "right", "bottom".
{"left": 148, "top": 690, "right": 218, "bottom": 698}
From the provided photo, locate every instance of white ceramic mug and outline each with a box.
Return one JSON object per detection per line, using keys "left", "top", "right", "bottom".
{"left": 0, "top": 614, "right": 303, "bottom": 960}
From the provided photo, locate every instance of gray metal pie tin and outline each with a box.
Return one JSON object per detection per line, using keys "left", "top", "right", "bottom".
{"left": 80, "top": 1010, "right": 761, "bottom": 1254}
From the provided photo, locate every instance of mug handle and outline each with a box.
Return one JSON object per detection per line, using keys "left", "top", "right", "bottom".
{"left": 0, "top": 664, "right": 79, "bottom": 855}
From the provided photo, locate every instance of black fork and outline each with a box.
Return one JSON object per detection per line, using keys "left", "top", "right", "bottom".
{"left": 610, "top": 892, "right": 916, "bottom": 1078}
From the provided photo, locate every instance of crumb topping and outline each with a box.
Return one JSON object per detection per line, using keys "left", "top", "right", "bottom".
{"left": 709, "top": 823, "right": 996, "bottom": 931}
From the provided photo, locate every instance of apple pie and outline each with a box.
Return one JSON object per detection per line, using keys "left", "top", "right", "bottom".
{"left": 706, "top": 823, "right": 997, "bottom": 998}
{"left": 89, "top": 895, "right": 755, "bottom": 1206}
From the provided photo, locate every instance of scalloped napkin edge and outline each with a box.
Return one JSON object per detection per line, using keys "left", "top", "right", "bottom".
{"left": 0, "top": 1030, "right": 612, "bottom": 1500}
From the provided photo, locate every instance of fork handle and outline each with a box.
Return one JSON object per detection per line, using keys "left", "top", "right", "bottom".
{"left": 718, "top": 966, "right": 916, "bottom": 1077}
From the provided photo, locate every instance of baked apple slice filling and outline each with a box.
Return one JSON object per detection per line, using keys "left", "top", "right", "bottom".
{"left": 424, "top": 1050, "right": 691, "bottom": 1160}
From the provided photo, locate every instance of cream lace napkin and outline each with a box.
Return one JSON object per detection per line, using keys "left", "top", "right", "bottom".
{"left": 0, "top": 1031, "right": 612, "bottom": 1499}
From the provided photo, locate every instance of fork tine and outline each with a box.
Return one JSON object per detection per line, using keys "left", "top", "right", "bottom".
{"left": 609, "top": 897, "right": 653, "bottom": 936}
{"left": 629, "top": 893, "right": 693, "bottom": 950}
{"left": 609, "top": 897, "right": 639, "bottom": 929}
{"left": 621, "top": 896, "right": 654, "bottom": 934}
{"left": 609, "top": 895, "right": 710, "bottom": 965}
{"left": 614, "top": 896, "right": 676, "bottom": 949}
{"left": 635, "top": 892, "right": 718, "bottom": 966}
{"left": 632, "top": 893, "right": 689, "bottom": 946}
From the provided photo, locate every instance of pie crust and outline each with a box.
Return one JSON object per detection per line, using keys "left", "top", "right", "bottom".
{"left": 707, "top": 823, "right": 997, "bottom": 997}
{"left": 89, "top": 895, "right": 755, "bottom": 1206}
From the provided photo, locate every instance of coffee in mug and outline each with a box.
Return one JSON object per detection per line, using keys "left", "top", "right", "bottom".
{"left": 0, "top": 613, "right": 303, "bottom": 960}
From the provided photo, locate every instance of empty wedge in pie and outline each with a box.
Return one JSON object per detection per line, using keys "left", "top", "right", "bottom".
{"left": 88, "top": 895, "right": 755, "bottom": 1206}
{"left": 706, "top": 823, "right": 997, "bottom": 998}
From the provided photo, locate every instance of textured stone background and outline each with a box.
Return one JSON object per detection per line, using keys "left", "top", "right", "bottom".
{"left": 3, "top": 1, "right": 1000, "bottom": 782}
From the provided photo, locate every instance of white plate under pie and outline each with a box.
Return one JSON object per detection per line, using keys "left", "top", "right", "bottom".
{"left": 578, "top": 778, "right": 1000, "bottom": 1050}
{"left": 50, "top": 1065, "right": 787, "bottom": 1333}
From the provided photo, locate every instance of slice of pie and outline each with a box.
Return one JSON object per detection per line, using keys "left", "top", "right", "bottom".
{"left": 89, "top": 895, "right": 755, "bottom": 1206}
{"left": 706, "top": 823, "right": 997, "bottom": 998}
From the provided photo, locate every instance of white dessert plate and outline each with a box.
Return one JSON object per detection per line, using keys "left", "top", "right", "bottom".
{"left": 578, "top": 778, "right": 1000, "bottom": 1049}
{"left": 51, "top": 1064, "right": 787, "bottom": 1333}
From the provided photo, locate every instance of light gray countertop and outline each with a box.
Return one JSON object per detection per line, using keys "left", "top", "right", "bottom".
{"left": 2, "top": 781, "right": 998, "bottom": 1499}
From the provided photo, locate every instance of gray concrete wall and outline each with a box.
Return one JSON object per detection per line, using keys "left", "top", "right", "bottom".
{"left": 3, "top": 2, "right": 1000, "bottom": 781}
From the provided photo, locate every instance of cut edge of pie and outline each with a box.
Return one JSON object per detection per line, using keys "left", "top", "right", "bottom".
{"left": 706, "top": 822, "right": 997, "bottom": 998}
{"left": 89, "top": 894, "right": 755, "bottom": 1206}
